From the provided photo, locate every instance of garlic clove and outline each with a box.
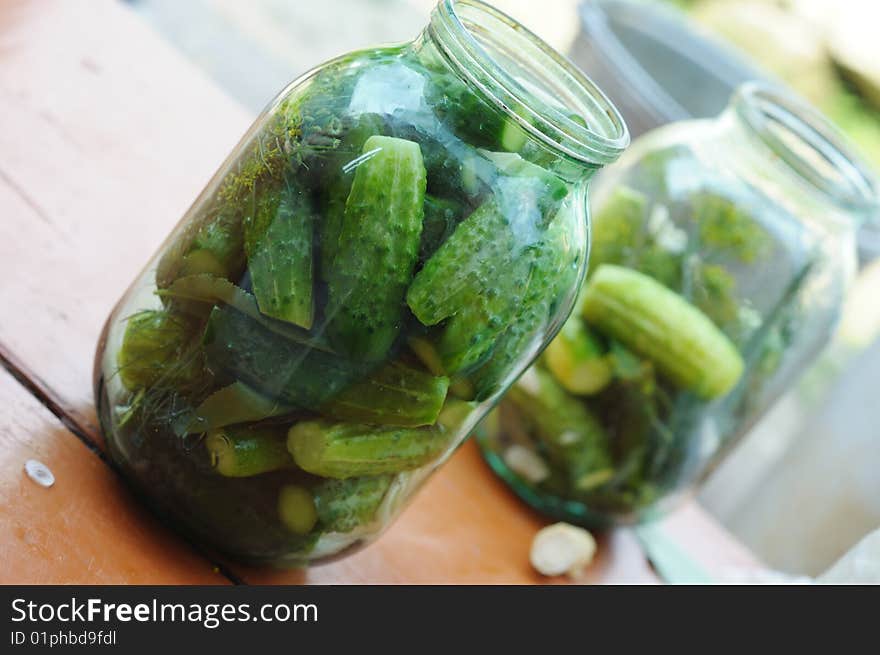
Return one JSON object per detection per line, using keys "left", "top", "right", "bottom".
{"left": 530, "top": 522, "right": 597, "bottom": 577}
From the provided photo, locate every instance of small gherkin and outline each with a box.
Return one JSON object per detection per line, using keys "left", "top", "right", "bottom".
{"left": 325, "top": 135, "right": 427, "bottom": 362}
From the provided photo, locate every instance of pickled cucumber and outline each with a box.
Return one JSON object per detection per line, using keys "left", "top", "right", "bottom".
{"left": 312, "top": 475, "right": 393, "bottom": 533}
{"left": 325, "top": 135, "right": 427, "bottom": 361}
{"left": 287, "top": 420, "right": 452, "bottom": 479}
{"left": 407, "top": 177, "right": 550, "bottom": 374}
{"left": 205, "top": 424, "right": 294, "bottom": 477}
{"left": 203, "top": 305, "right": 369, "bottom": 408}
{"left": 319, "top": 361, "right": 449, "bottom": 427}
{"left": 469, "top": 200, "right": 581, "bottom": 398}
{"left": 244, "top": 183, "right": 315, "bottom": 329}
{"left": 581, "top": 265, "right": 745, "bottom": 399}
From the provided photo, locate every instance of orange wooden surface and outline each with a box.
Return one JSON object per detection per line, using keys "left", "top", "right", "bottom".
{"left": 0, "top": 368, "right": 227, "bottom": 584}
{"left": 0, "top": 0, "right": 760, "bottom": 584}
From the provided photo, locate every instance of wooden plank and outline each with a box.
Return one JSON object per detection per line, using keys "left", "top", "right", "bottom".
{"left": 0, "top": 0, "right": 760, "bottom": 584}
{"left": 0, "top": 0, "right": 252, "bottom": 437}
{"left": 0, "top": 367, "right": 228, "bottom": 584}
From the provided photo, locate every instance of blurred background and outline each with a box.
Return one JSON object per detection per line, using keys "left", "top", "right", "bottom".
{"left": 125, "top": 0, "right": 880, "bottom": 577}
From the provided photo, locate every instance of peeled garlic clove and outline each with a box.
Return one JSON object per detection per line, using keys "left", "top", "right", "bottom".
{"left": 530, "top": 522, "right": 596, "bottom": 577}
{"left": 503, "top": 444, "right": 549, "bottom": 484}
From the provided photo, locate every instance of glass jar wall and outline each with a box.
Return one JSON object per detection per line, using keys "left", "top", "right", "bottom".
{"left": 479, "top": 83, "right": 879, "bottom": 527}
{"left": 93, "top": 0, "right": 627, "bottom": 566}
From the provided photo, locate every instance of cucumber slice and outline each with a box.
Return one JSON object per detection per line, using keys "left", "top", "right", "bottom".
{"left": 287, "top": 420, "right": 452, "bottom": 479}
{"left": 205, "top": 424, "right": 294, "bottom": 477}
{"left": 244, "top": 184, "right": 315, "bottom": 328}
{"left": 325, "top": 135, "right": 427, "bottom": 361}
{"left": 319, "top": 361, "right": 449, "bottom": 427}
{"left": 581, "top": 265, "right": 745, "bottom": 399}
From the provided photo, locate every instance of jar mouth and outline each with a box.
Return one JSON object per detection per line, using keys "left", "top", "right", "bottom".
{"left": 429, "top": 0, "right": 629, "bottom": 166}
{"left": 732, "top": 82, "right": 879, "bottom": 218}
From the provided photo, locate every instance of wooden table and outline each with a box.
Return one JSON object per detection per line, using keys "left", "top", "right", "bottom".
{"left": 0, "top": 0, "right": 760, "bottom": 584}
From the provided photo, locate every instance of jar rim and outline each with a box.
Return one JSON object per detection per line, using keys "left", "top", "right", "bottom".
{"left": 732, "top": 82, "right": 880, "bottom": 219}
{"left": 428, "top": 0, "right": 629, "bottom": 166}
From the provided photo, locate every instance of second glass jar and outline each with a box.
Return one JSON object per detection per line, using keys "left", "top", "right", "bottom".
{"left": 479, "top": 83, "right": 879, "bottom": 526}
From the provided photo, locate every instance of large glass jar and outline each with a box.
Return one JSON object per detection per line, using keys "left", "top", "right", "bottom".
{"left": 479, "top": 83, "right": 879, "bottom": 527}
{"left": 92, "top": 0, "right": 627, "bottom": 566}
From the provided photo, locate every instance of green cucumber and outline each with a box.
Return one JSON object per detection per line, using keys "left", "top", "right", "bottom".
{"left": 117, "top": 310, "right": 204, "bottom": 392}
{"left": 203, "top": 305, "right": 369, "bottom": 408}
{"left": 319, "top": 361, "right": 449, "bottom": 427}
{"left": 312, "top": 475, "right": 393, "bottom": 533}
{"left": 186, "top": 381, "right": 293, "bottom": 434}
{"left": 325, "top": 135, "right": 427, "bottom": 361}
{"left": 581, "top": 265, "right": 745, "bottom": 399}
{"left": 205, "top": 424, "right": 294, "bottom": 477}
{"left": 278, "top": 485, "right": 318, "bottom": 535}
{"left": 509, "top": 368, "right": 613, "bottom": 492}
{"left": 287, "top": 420, "right": 452, "bottom": 479}
{"left": 543, "top": 315, "right": 612, "bottom": 395}
{"left": 243, "top": 183, "right": 315, "bottom": 328}
{"left": 407, "top": 177, "right": 554, "bottom": 374}
{"left": 469, "top": 200, "right": 581, "bottom": 398}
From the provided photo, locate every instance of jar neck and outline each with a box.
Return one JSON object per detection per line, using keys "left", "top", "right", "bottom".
{"left": 422, "top": 0, "right": 628, "bottom": 180}
{"left": 719, "top": 83, "right": 879, "bottom": 229}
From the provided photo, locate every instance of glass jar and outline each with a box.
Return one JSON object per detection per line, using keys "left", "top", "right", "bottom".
{"left": 479, "top": 83, "right": 879, "bottom": 527}
{"left": 92, "top": 0, "right": 627, "bottom": 566}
